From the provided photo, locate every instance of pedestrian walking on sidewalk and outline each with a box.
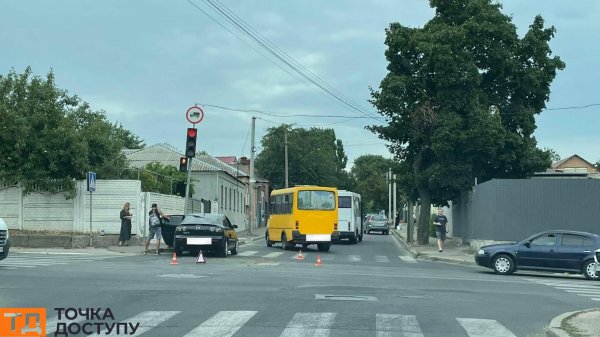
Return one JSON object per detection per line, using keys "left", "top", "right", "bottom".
{"left": 144, "top": 203, "right": 169, "bottom": 255}
{"left": 394, "top": 211, "right": 400, "bottom": 229}
{"left": 433, "top": 207, "right": 448, "bottom": 252}
{"left": 118, "top": 202, "right": 133, "bottom": 246}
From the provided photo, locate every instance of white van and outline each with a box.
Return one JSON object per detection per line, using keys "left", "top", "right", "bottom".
{"left": 0, "top": 217, "right": 9, "bottom": 261}
{"left": 337, "top": 190, "right": 363, "bottom": 243}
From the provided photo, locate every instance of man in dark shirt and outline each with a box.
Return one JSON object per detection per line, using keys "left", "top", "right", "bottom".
{"left": 433, "top": 207, "right": 448, "bottom": 252}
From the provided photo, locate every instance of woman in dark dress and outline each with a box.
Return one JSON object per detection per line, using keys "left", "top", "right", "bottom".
{"left": 118, "top": 202, "right": 132, "bottom": 246}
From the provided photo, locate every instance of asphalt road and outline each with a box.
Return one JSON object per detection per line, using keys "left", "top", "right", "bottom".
{"left": 1, "top": 234, "right": 596, "bottom": 336}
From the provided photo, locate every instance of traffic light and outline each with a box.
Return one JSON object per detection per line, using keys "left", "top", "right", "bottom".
{"left": 185, "top": 128, "right": 197, "bottom": 158}
{"left": 179, "top": 156, "right": 188, "bottom": 172}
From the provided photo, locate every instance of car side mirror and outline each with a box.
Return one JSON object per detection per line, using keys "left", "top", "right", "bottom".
{"left": 524, "top": 242, "right": 531, "bottom": 248}
{"left": 233, "top": 224, "right": 238, "bottom": 229}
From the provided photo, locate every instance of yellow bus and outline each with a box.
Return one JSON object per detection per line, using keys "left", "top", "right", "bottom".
{"left": 265, "top": 186, "right": 339, "bottom": 252}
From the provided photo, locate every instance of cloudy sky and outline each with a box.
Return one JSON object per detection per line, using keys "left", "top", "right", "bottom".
{"left": 2, "top": 0, "right": 599, "bottom": 169}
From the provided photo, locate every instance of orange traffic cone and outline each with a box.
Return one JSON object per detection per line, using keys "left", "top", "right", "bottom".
{"left": 315, "top": 255, "right": 322, "bottom": 267}
{"left": 170, "top": 252, "right": 178, "bottom": 265}
{"left": 196, "top": 250, "right": 206, "bottom": 264}
{"left": 296, "top": 250, "right": 304, "bottom": 261}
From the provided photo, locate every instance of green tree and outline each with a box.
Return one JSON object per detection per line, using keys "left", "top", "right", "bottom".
{"left": 350, "top": 155, "right": 394, "bottom": 213}
{"left": 113, "top": 122, "right": 145, "bottom": 149}
{"left": 255, "top": 125, "right": 349, "bottom": 189}
{"left": 138, "top": 162, "right": 189, "bottom": 195}
{"left": 369, "top": 0, "right": 564, "bottom": 244}
{"left": 0, "top": 68, "right": 144, "bottom": 195}
{"left": 544, "top": 148, "right": 561, "bottom": 163}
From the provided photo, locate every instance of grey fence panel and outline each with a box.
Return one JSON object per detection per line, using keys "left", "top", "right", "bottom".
{"left": 453, "top": 179, "right": 600, "bottom": 242}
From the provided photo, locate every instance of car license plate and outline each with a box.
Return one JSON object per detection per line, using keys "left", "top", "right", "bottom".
{"left": 306, "top": 234, "right": 331, "bottom": 242}
{"left": 187, "top": 238, "right": 211, "bottom": 245}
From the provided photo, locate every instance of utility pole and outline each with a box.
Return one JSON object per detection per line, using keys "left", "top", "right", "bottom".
{"left": 407, "top": 199, "right": 413, "bottom": 243}
{"left": 183, "top": 157, "right": 192, "bottom": 215}
{"left": 284, "top": 129, "right": 289, "bottom": 188}
{"left": 248, "top": 116, "right": 256, "bottom": 235}
{"left": 393, "top": 174, "right": 397, "bottom": 227}
{"left": 388, "top": 169, "right": 392, "bottom": 222}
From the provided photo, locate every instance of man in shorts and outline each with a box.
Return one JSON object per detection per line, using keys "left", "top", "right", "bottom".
{"left": 433, "top": 207, "right": 448, "bottom": 252}
{"left": 144, "top": 203, "right": 169, "bottom": 255}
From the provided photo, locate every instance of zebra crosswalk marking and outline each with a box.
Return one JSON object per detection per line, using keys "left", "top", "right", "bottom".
{"left": 87, "top": 311, "right": 180, "bottom": 337}
{"left": 375, "top": 255, "right": 389, "bottom": 263}
{"left": 41, "top": 310, "right": 520, "bottom": 337}
{"left": 525, "top": 278, "right": 600, "bottom": 301}
{"left": 237, "top": 250, "right": 258, "bottom": 256}
{"left": 279, "top": 312, "right": 336, "bottom": 337}
{"left": 263, "top": 252, "right": 285, "bottom": 258}
{"left": 183, "top": 311, "right": 257, "bottom": 337}
{"left": 398, "top": 256, "right": 417, "bottom": 263}
{"left": 457, "top": 318, "right": 517, "bottom": 337}
{"left": 348, "top": 255, "right": 361, "bottom": 262}
{"left": 376, "top": 314, "right": 423, "bottom": 337}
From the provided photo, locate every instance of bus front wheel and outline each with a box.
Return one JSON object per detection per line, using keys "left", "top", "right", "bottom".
{"left": 317, "top": 243, "right": 331, "bottom": 252}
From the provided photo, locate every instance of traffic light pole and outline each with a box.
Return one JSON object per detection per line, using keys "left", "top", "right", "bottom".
{"left": 183, "top": 157, "right": 192, "bottom": 215}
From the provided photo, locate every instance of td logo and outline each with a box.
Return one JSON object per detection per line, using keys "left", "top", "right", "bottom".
{"left": 0, "top": 308, "right": 46, "bottom": 337}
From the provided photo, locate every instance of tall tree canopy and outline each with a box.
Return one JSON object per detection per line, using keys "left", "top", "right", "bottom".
{"left": 369, "top": 0, "right": 565, "bottom": 244}
{"left": 350, "top": 155, "right": 395, "bottom": 213}
{"left": 0, "top": 68, "right": 144, "bottom": 195}
{"left": 255, "top": 125, "right": 351, "bottom": 190}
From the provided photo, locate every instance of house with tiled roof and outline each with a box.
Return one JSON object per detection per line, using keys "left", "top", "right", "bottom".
{"left": 124, "top": 144, "right": 252, "bottom": 229}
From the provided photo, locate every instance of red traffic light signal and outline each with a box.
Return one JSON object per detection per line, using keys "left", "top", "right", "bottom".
{"left": 179, "top": 157, "right": 188, "bottom": 172}
{"left": 185, "top": 127, "right": 197, "bottom": 158}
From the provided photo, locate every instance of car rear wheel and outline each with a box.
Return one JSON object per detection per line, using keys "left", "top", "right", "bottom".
{"left": 219, "top": 239, "right": 228, "bottom": 258}
{"left": 582, "top": 260, "right": 598, "bottom": 280}
{"left": 492, "top": 254, "right": 514, "bottom": 275}
{"left": 266, "top": 231, "right": 273, "bottom": 247}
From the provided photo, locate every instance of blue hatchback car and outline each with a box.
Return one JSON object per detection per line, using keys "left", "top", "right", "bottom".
{"left": 475, "top": 230, "right": 600, "bottom": 280}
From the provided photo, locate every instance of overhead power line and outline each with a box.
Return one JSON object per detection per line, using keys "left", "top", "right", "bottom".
{"left": 199, "top": 103, "right": 372, "bottom": 119}
{"left": 186, "top": 0, "right": 384, "bottom": 123}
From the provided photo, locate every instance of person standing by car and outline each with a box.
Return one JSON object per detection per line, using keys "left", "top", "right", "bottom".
{"left": 118, "top": 202, "right": 133, "bottom": 246}
{"left": 144, "top": 203, "right": 169, "bottom": 255}
{"left": 433, "top": 207, "right": 448, "bottom": 252}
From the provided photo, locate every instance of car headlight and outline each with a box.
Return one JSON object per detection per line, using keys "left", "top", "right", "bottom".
{"left": 176, "top": 226, "right": 186, "bottom": 232}
{"left": 211, "top": 227, "right": 223, "bottom": 232}
{"left": 477, "top": 249, "right": 485, "bottom": 255}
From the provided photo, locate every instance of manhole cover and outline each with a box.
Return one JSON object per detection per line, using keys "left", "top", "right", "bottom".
{"left": 315, "top": 294, "right": 379, "bottom": 302}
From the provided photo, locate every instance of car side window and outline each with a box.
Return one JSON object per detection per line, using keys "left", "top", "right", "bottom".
{"left": 560, "top": 234, "right": 585, "bottom": 247}
{"left": 530, "top": 234, "right": 557, "bottom": 246}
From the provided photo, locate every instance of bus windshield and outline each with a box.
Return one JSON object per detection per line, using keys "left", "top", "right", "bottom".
{"left": 298, "top": 190, "right": 335, "bottom": 210}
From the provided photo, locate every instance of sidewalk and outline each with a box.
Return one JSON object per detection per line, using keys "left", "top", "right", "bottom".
{"left": 390, "top": 225, "right": 600, "bottom": 337}
{"left": 103, "top": 230, "right": 264, "bottom": 256}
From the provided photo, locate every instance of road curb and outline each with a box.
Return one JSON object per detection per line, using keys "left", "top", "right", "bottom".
{"left": 545, "top": 310, "right": 580, "bottom": 337}
{"left": 390, "top": 229, "right": 418, "bottom": 258}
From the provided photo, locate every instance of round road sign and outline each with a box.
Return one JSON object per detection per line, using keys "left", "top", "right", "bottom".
{"left": 186, "top": 106, "right": 205, "bottom": 125}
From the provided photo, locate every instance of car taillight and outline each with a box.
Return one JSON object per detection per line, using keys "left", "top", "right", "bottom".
{"left": 295, "top": 220, "right": 299, "bottom": 230}
{"left": 347, "top": 221, "right": 350, "bottom": 231}
{"left": 334, "top": 222, "right": 338, "bottom": 230}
